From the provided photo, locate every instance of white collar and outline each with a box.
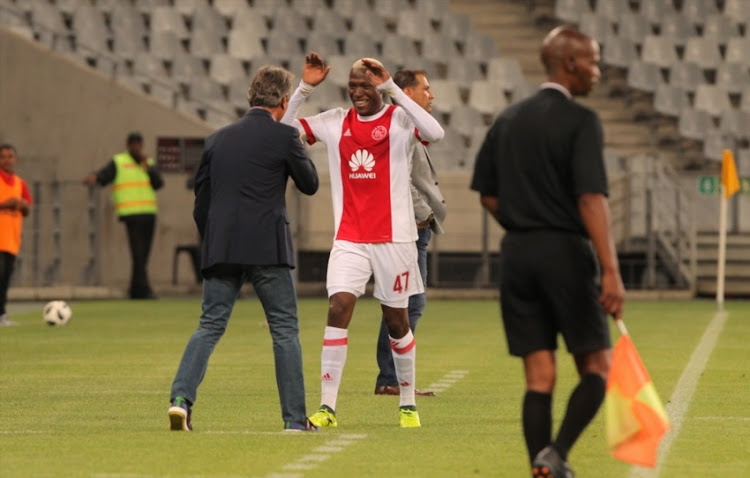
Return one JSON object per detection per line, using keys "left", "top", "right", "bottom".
{"left": 540, "top": 82, "right": 572, "bottom": 99}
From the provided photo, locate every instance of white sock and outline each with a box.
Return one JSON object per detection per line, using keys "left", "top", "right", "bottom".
{"left": 390, "top": 329, "right": 416, "bottom": 408}
{"left": 320, "top": 326, "right": 348, "bottom": 411}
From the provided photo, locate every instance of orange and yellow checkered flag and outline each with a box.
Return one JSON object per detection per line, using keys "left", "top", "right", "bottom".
{"left": 605, "top": 322, "right": 670, "bottom": 467}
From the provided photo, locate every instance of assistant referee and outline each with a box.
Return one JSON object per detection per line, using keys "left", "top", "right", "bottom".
{"left": 470, "top": 26, "right": 625, "bottom": 478}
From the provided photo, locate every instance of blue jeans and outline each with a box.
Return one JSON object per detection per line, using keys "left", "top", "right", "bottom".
{"left": 375, "top": 227, "right": 431, "bottom": 387}
{"left": 170, "top": 264, "right": 307, "bottom": 422}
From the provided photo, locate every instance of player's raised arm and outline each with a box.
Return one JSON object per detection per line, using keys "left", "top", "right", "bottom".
{"left": 281, "top": 52, "right": 331, "bottom": 131}
{"left": 361, "top": 59, "right": 444, "bottom": 143}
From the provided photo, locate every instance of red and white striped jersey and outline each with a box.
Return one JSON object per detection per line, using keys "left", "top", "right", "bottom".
{"left": 300, "top": 105, "right": 418, "bottom": 243}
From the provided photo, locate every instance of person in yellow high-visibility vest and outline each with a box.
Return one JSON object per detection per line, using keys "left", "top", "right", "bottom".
{"left": 83, "top": 132, "right": 163, "bottom": 299}
{"left": 0, "top": 144, "right": 32, "bottom": 326}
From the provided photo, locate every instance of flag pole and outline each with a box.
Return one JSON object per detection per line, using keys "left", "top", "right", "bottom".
{"left": 615, "top": 319, "right": 629, "bottom": 337}
{"left": 716, "top": 183, "right": 728, "bottom": 312}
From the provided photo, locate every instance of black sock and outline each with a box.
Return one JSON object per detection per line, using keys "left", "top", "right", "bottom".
{"left": 554, "top": 373, "right": 606, "bottom": 461}
{"left": 523, "top": 390, "right": 552, "bottom": 463}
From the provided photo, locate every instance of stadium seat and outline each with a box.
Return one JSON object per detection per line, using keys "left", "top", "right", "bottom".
{"left": 415, "top": 0, "right": 449, "bottom": 23}
{"left": 373, "top": 0, "right": 411, "bottom": 25}
{"left": 719, "top": 109, "right": 750, "bottom": 142}
{"left": 112, "top": 28, "right": 147, "bottom": 61}
{"left": 702, "top": 130, "right": 727, "bottom": 161}
{"left": 421, "top": 32, "right": 460, "bottom": 63}
{"left": 289, "top": 0, "right": 330, "bottom": 18}
{"left": 594, "top": 0, "right": 631, "bottom": 23}
{"left": 173, "top": 0, "right": 204, "bottom": 17}
{"left": 641, "top": 35, "right": 679, "bottom": 69}
{"left": 93, "top": 0, "right": 119, "bottom": 14}
{"left": 270, "top": 8, "right": 309, "bottom": 40}
{"left": 445, "top": 57, "right": 484, "bottom": 90}
{"left": 616, "top": 13, "right": 651, "bottom": 45}
{"left": 469, "top": 80, "right": 508, "bottom": 115}
{"left": 722, "top": 0, "right": 750, "bottom": 28}
{"left": 446, "top": 105, "right": 485, "bottom": 139}
{"left": 603, "top": 147, "right": 625, "bottom": 176}
{"left": 228, "top": 77, "right": 250, "bottom": 110}
{"left": 693, "top": 84, "right": 731, "bottom": 118}
{"left": 682, "top": 37, "right": 722, "bottom": 71}
{"left": 486, "top": 57, "right": 525, "bottom": 93}
{"left": 0, "top": 7, "right": 34, "bottom": 40}
{"left": 30, "top": 2, "right": 67, "bottom": 34}
{"left": 134, "top": 0, "right": 170, "bottom": 15}
{"left": 110, "top": 3, "right": 147, "bottom": 40}
{"left": 350, "top": 10, "right": 388, "bottom": 38}
{"left": 554, "top": 0, "right": 591, "bottom": 24}
{"left": 627, "top": 60, "right": 662, "bottom": 93}
{"left": 149, "top": 81, "right": 180, "bottom": 107}
{"left": 577, "top": 13, "right": 615, "bottom": 42}
{"left": 209, "top": 54, "right": 247, "bottom": 86}
{"left": 740, "top": 86, "right": 750, "bottom": 113}
{"left": 330, "top": 0, "right": 368, "bottom": 20}
{"left": 149, "top": 30, "right": 182, "bottom": 61}
{"left": 667, "top": 61, "right": 703, "bottom": 93}
{"left": 231, "top": 8, "right": 269, "bottom": 37}
{"left": 213, "top": 0, "right": 244, "bottom": 19}
{"left": 171, "top": 52, "right": 207, "bottom": 85}
{"left": 463, "top": 33, "right": 499, "bottom": 62}
{"left": 440, "top": 11, "right": 471, "bottom": 42}
{"left": 510, "top": 82, "right": 539, "bottom": 103}
{"left": 227, "top": 29, "right": 265, "bottom": 60}
{"left": 380, "top": 34, "right": 420, "bottom": 67}
{"left": 653, "top": 83, "right": 689, "bottom": 117}
{"left": 311, "top": 9, "right": 347, "bottom": 36}
{"left": 265, "top": 30, "right": 304, "bottom": 58}
{"left": 602, "top": 36, "right": 637, "bottom": 69}
{"left": 639, "top": 0, "right": 676, "bottom": 28}
{"left": 249, "top": 0, "right": 278, "bottom": 20}
{"left": 678, "top": 107, "right": 715, "bottom": 141}
{"left": 341, "top": 32, "right": 378, "bottom": 58}
{"left": 56, "top": 0, "right": 87, "bottom": 15}
{"left": 724, "top": 38, "right": 750, "bottom": 67}
{"left": 322, "top": 55, "right": 358, "bottom": 87}
{"left": 304, "top": 31, "right": 341, "bottom": 58}
{"left": 715, "top": 63, "right": 750, "bottom": 95}
{"left": 428, "top": 79, "right": 464, "bottom": 114}
{"left": 658, "top": 13, "right": 695, "bottom": 46}
{"left": 737, "top": 148, "right": 750, "bottom": 173}
{"left": 149, "top": 6, "right": 189, "bottom": 40}
{"left": 701, "top": 14, "right": 740, "bottom": 45}
{"left": 396, "top": 10, "right": 434, "bottom": 41}
{"left": 190, "top": 27, "right": 224, "bottom": 60}
{"left": 192, "top": 6, "right": 229, "bottom": 39}
{"left": 132, "top": 52, "right": 171, "bottom": 85}
{"left": 680, "top": 0, "right": 719, "bottom": 22}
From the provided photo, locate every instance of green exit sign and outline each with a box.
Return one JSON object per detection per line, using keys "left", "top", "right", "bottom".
{"left": 698, "top": 176, "right": 750, "bottom": 195}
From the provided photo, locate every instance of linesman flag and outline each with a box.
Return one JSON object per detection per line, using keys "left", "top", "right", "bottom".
{"left": 605, "top": 321, "right": 670, "bottom": 467}
{"left": 722, "top": 149, "right": 740, "bottom": 198}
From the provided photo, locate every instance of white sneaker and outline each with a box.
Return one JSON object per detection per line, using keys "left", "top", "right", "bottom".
{"left": 0, "top": 314, "right": 19, "bottom": 327}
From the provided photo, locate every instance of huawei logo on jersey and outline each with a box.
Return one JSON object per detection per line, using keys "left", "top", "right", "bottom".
{"left": 348, "top": 149, "right": 376, "bottom": 179}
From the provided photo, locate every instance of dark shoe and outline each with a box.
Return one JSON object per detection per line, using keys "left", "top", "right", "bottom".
{"left": 374, "top": 385, "right": 400, "bottom": 396}
{"left": 415, "top": 389, "right": 436, "bottom": 397}
{"left": 284, "top": 418, "right": 318, "bottom": 432}
{"left": 168, "top": 396, "right": 193, "bottom": 431}
{"left": 532, "top": 446, "right": 574, "bottom": 478}
{"left": 375, "top": 385, "right": 436, "bottom": 397}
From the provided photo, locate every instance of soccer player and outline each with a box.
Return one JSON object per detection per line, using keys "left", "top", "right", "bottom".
{"left": 282, "top": 53, "right": 444, "bottom": 428}
{"left": 471, "top": 26, "right": 625, "bottom": 477}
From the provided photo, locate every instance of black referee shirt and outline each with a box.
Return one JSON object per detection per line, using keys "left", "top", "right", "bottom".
{"left": 470, "top": 86, "right": 608, "bottom": 237}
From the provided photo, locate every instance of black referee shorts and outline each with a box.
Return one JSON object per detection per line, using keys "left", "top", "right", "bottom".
{"left": 498, "top": 230, "right": 611, "bottom": 357}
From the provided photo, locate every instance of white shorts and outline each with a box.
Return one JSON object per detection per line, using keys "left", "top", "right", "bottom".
{"left": 326, "top": 240, "right": 424, "bottom": 308}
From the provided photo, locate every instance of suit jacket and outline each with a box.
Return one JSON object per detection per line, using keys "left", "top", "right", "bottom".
{"left": 411, "top": 143, "right": 447, "bottom": 234}
{"left": 193, "top": 108, "right": 318, "bottom": 272}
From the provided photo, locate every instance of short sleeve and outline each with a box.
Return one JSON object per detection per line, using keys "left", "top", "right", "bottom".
{"left": 470, "top": 122, "right": 499, "bottom": 196}
{"left": 299, "top": 108, "right": 346, "bottom": 146}
{"left": 19, "top": 178, "right": 33, "bottom": 204}
{"left": 571, "top": 110, "right": 608, "bottom": 196}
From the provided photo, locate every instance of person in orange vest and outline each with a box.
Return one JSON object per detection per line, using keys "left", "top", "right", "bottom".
{"left": 83, "top": 132, "right": 163, "bottom": 299}
{"left": 0, "top": 144, "right": 32, "bottom": 327}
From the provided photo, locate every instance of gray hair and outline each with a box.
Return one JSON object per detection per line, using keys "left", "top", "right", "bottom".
{"left": 247, "top": 65, "right": 294, "bottom": 107}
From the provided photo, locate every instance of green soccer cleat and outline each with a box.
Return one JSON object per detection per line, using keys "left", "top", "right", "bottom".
{"left": 399, "top": 406, "right": 421, "bottom": 428}
{"left": 309, "top": 405, "right": 337, "bottom": 428}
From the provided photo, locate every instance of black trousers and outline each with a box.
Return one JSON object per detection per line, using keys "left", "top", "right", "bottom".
{"left": 122, "top": 214, "right": 156, "bottom": 299}
{"left": 0, "top": 252, "right": 16, "bottom": 316}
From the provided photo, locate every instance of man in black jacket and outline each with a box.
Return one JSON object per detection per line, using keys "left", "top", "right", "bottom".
{"left": 471, "top": 26, "right": 625, "bottom": 477}
{"left": 168, "top": 65, "right": 319, "bottom": 432}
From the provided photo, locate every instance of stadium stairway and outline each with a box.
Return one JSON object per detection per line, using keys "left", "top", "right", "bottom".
{"left": 449, "top": 0, "right": 672, "bottom": 161}
{"left": 695, "top": 232, "right": 750, "bottom": 297}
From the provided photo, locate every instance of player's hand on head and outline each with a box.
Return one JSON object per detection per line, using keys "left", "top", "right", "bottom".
{"left": 361, "top": 58, "right": 390, "bottom": 85}
{"left": 303, "top": 52, "right": 331, "bottom": 86}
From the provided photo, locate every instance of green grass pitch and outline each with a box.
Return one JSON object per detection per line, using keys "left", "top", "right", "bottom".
{"left": 1, "top": 298, "right": 748, "bottom": 477}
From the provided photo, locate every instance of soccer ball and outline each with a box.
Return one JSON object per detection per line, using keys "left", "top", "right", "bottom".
{"left": 43, "top": 301, "right": 72, "bottom": 326}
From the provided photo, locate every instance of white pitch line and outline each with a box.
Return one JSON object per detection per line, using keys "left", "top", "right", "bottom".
{"left": 424, "top": 370, "right": 470, "bottom": 393}
{"left": 264, "top": 434, "right": 367, "bottom": 478}
{"left": 694, "top": 416, "right": 750, "bottom": 421}
{"left": 629, "top": 310, "right": 729, "bottom": 478}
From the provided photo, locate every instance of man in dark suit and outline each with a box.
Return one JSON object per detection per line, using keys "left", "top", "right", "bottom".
{"left": 471, "top": 26, "right": 625, "bottom": 477}
{"left": 168, "top": 65, "right": 319, "bottom": 433}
